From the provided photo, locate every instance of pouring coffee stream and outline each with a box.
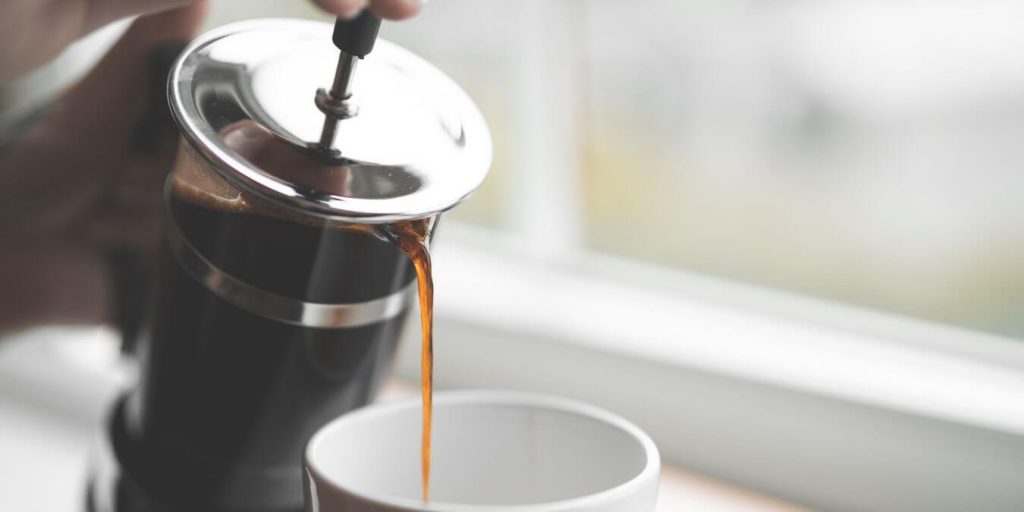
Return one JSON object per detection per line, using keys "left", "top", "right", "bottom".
{"left": 321, "top": 14, "right": 436, "bottom": 502}
{"left": 382, "top": 219, "right": 435, "bottom": 503}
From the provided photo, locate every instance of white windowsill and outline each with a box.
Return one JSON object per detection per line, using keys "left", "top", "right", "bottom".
{"left": 0, "top": 331, "right": 803, "bottom": 512}
{"left": 425, "top": 223, "right": 1024, "bottom": 435}
{"left": 386, "top": 223, "right": 1024, "bottom": 512}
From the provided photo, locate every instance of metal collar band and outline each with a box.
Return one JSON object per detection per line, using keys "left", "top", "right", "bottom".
{"left": 164, "top": 221, "right": 411, "bottom": 329}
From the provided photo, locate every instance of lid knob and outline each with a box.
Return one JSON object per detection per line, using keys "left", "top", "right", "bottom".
{"left": 316, "top": 12, "right": 383, "bottom": 150}
{"left": 332, "top": 11, "right": 382, "bottom": 58}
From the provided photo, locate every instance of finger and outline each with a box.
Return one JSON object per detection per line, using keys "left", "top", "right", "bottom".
{"left": 81, "top": 0, "right": 198, "bottom": 35}
{"left": 313, "top": 0, "right": 368, "bottom": 20}
{"left": 48, "top": 1, "right": 209, "bottom": 142}
{"left": 0, "top": 1, "right": 80, "bottom": 81}
{"left": 0, "top": 0, "right": 199, "bottom": 83}
{"left": 109, "top": 157, "right": 169, "bottom": 214}
{"left": 0, "top": 242, "right": 110, "bottom": 334}
{"left": 313, "top": 0, "right": 423, "bottom": 20}
{"left": 369, "top": 0, "right": 423, "bottom": 20}
{"left": 84, "top": 209, "right": 162, "bottom": 255}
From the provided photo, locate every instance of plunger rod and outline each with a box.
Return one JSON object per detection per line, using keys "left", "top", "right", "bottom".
{"left": 317, "top": 52, "right": 359, "bottom": 149}
{"left": 315, "top": 12, "right": 382, "bottom": 151}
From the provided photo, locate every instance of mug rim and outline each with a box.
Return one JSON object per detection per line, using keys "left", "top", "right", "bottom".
{"left": 304, "top": 390, "right": 661, "bottom": 511}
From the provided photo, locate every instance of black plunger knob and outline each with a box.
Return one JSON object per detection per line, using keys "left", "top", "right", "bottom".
{"left": 332, "top": 11, "right": 382, "bottom": 58}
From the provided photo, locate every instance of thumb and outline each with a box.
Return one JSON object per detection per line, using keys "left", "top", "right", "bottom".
{"left": 82, "top": 0, "right": 199, "bottom": 35}
{"left": 49, "top": 1, "right": 209, "bottom": 142}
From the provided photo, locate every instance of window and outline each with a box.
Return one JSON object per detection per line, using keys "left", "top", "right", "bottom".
{"left": 381, "top": 0, "right": 1024, "bottom": 340}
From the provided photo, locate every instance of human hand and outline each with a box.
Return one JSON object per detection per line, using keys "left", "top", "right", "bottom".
{"left": 0, "top": 0, "right": 423, "bottom": 334}
{"left": 0, "top": 3, "right": 208, "bottom": 334}
{"left": 0, "top": 0, "right": 424, "bottom": 83}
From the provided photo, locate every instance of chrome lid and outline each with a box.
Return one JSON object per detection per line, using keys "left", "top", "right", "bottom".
{"left": 168, "top": 19, "right": 492, "bottom": 223}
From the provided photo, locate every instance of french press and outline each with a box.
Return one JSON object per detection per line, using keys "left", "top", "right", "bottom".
{"left": 88, "top": 14, "right": 491, "bottom": 512}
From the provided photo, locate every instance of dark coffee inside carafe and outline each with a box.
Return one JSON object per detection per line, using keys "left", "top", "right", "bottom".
{"left": 121, "top": 146, "right": 419, "bottom": 507}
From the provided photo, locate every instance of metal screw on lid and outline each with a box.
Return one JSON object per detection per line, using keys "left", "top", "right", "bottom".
{"left": 168, "top": 17, "right": 492, "bottom": 223}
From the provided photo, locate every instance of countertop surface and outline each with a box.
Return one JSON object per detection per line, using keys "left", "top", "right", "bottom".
{"left": 0, "top": 328, "right": 806, "bottom": 512}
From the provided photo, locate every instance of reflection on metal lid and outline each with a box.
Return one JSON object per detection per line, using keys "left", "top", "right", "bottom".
{"left": 169, "top": 19, "right": 491, "bottom": 223}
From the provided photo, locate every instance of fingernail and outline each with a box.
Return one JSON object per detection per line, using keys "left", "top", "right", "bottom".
{"left": 340, "top": 0, "right": 369, "bottom": 19}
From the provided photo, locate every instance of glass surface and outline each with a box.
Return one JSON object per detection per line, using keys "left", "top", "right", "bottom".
{"left": 122, "top": 143, "right": 416, "bottom": 509}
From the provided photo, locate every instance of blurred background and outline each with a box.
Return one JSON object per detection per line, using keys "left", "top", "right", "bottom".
{"left": 3, "top": 1, "right": 1024, "bottom": 511}
{"left": 224, "top": 0, "right": 1024, "bottom": 339}
{"left": 393, "top": 0, "right": 1024, "bottom": 339}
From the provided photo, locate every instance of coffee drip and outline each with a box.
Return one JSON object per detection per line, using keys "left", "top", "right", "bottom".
{"left": 381, "top": 220, "right": 435, "bottom": 502}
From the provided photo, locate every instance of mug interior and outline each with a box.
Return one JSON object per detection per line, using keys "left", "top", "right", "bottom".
{"left": 305, "top": 391, "right": 657, "bottom": 508}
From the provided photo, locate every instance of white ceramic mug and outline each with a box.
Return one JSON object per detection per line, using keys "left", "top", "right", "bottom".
{"left": 304, "top": 390, "right": 660, "bottom": 511}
